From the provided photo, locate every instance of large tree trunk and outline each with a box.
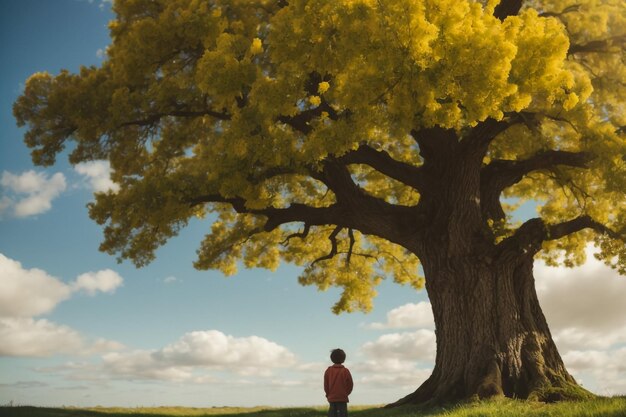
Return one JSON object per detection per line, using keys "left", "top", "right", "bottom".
{"left": 387, "top": 248, "right": 590, "bottom": 406}
{"left": 379, "top": 126, "right": 595, "bottom": 406}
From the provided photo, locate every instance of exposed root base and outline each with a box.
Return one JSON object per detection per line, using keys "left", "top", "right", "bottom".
{"left": 529, "top": 384, "right": 596, "bottom": 403}
{"left": 384, "top": 378, "right": 595, "bottom": 408}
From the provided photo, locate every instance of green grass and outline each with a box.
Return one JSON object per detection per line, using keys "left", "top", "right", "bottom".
{"left": 1, "top": 398, "right": 625, "bottom": 417}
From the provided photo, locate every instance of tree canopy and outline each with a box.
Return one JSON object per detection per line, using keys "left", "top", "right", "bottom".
{"left": 14, "top": 0, "right": 626, "bottom": 316}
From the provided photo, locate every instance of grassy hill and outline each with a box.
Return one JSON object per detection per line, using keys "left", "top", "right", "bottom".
{"left": 2, "top": 397, "right": 626, "bottom": 417}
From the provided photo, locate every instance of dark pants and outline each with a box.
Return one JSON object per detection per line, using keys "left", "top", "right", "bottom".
{"left": 328, "top": 402, "right": 348, "bottom": 417}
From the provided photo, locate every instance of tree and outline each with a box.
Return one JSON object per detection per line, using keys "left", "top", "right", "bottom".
{"left": 13, "top": 0, "right": 626, "bottom": 406}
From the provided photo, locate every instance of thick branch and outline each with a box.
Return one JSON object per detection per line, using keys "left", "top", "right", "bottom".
{"left": 410, "top": 127, "right": 458, "bottom": 163}
{"left": 188, "top": 179, "right": 421, "bottom": 249}
{"left": 277, "top": 101, "right": 338, "bottom": 134}
{"left": 499, "top": 215, "right": 622, "bottom": 256}
{"left": 539, "top": 4, "right": 580, "bottom": 18}
{"left": 568, "top": 35, "right": 626, "bottom": 55}
{"left": 493, "top": 0, "right": 523, "bottom": 21}
{"left": 320, "top": 159, "right": 424, "bottom": 245}
{"left": 337, "top": 144, "right": 424, "bottom": 191}
{"left": 485, "top": 150, "right": 593, "bottom": 187}
{"left": 189, "top": 153, "right": 424, "bottom": 248}
{"left": 481, "top": 150, "right": 594, "bottom": 220}
{"left": 247, "top": 165, "right": 302, "bottom": 185}
{"left": 319, "top": 159, "right": 368, "bottom": 204}
{"left": 187, "top": 194, "right": 342, "bottom": 232}
{"left": 118, "top": 108, "right": 230, "bottom": 129}
{"left": 547, "top": 215, "right": 622, "bottom": 241}
{"left": 460, "top": 115, "right": 524, "bottom": 158}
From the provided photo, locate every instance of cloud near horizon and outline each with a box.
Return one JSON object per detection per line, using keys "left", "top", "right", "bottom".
{"left": 43, "top": 330, "right": 299, "bottom": 384}
{"left": 535, "top": 248, "right": 626, "bottom": 349}
{"left": 534, "top": 247, "right": 626, "bottom": 395}
{"left": 0, "top": 170, "right": 66, "bottom": 218}
{"left": 0, "top": 253, "right": 124, "bottom": 357}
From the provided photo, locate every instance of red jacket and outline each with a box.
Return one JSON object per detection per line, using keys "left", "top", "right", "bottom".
{"left": 324, "top": 364, "right": 353, "bottom": 402}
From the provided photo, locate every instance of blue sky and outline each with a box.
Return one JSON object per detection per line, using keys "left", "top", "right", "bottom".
{"left": 1, "top": 0, "right": 625, "bottom": 408}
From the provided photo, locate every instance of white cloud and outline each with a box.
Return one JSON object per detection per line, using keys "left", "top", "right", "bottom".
{"left": 0, "top": 254, "right": 123, "bottom": 318}
{"left": 155, "top": 330, "right": 296, "bottom": 371}
{"left": 80, "top": 0, "right": 112, "bottom": 10}
{"left": 0, "top": 196, "right": 12, "bottom": 215}
{"left": 0, "top": 318, "right": 123, "bottom": 357}
{"left": 358, "top": 368, "right": 432, "bottom": 389}
{"left": 98, "top": 0, "right": 112, "bottom": 10}
{"left": 367, "top": 302, "right": 434, "bottom": 330}
{"left": 0, "top": 253, "right": 72, "bottom": 318}
{"left": 356, "top": 302, "right": 438, "bottom": 391}
{"left": 0, "top": 170, "right": 66, "bottom": 217}
{"left": 551, "top": 326, "right": 626, "bottom": 352}
{"left": 72, "top": 270, "right": 123, "bottom": 295}
{"left": 0, "top": 253, "right": 124, "bottom": 357}
{"left": 355, "top": 334, "right": 435, "bottom": 391}
{"left": 354, "top": 357, "right": 422, "bottom": 374}
{"left": 0, "top": 318, "right": 84, "bottom": 357}
{"left": 74, "top": 161, "right": 119, "bottom": 193}
{"left": 535, "top": 246, "right": 626, "bottom": 371}
{"left": 535, "top": 248, "right": 626, "bottom": 333}
{"left": 562, "top": 348, "right": 626, "bottom": 396}
{"left": 163, "top": 276, "right": 181, "bottom": 284}
{"left": 361, "top": 330, "right": 436, "bottom": 363}
{"left": 103, "top": 350, "right": 194, "bottom": 382}
{"left": 94, "top": 330, "right": 297, "bottom": 382}
{"left": 534, "top": 246, "right": 626, "bottom": 395}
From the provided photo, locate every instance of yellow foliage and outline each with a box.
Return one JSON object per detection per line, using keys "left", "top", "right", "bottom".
{"left": 250, "top": 37, "right": 263, "bottom": 55}
{"left": 318, "top": 81, "right": 331, "bottom": 94}
{"left": 12, "top": 0, "right": 626, "bottom": 313}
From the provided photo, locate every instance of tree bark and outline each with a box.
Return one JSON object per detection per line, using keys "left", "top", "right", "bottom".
{"left": 386, "top": 247, "right": 590, "bottom": 406}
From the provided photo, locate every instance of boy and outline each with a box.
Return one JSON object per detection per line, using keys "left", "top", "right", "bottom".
{"left": 324, "top": 348, "right": 354, "bottom": 417}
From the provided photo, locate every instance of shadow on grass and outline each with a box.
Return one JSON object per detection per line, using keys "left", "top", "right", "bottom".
{"left": 2, "top": 397, "right": 626, "bottom": 417}
{"left": 0, "top": 406, "right": 420, "bottom": 417}
{"left": 0, "top": 407, "right": 329, "bottom": 417}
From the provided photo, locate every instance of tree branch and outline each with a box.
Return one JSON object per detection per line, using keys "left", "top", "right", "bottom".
{"left": 547, "top": 215, "right": 622, "bottom": 241}
{"left": 460, "top": 115, "right": 524, "bottom": 158}
{"left": 568, "top": 35, "right": 626, "bottom": 55}
{"left": 410, "top": 126, "right": 458, "bottom": 163}
{"left": 337, "top": 144, "right": 424, "bottom": 191}
{"left": 539, "top": 4, "right": 581, "bottom": 18}
{"left": 281, "top": 223, "right": 311, "bottom": 245}
{"left": 186, "top": 194, "right": 342, "bottom": 232}
{"left": 247, "top": 165, "right": 302, "bottom": 185}
{"left": 499, "top": 215, "right": 622, "bottom": 256}
{"left": 118, "top": 108, "right": 231, "bottom": 129}
{"left": 346, "top": 228, "right": 355, "bottom": 266}
{"left": 188, "top": 154, "right": 423, "bottom": 247}
{"left": 409, "top": 118, "right": 520, "bottom": 194}
{"left": 277, "top": 100, "right": 339, "bottom": 134}
{"left": 481, "top": 150, "right": 594, "bottom": 220}
{"left": 319, "top": 159, "right": 368, "bottom": 204}
{"left": 311, "top": 226, "right": 342, "bottom": 265}
{"left": 493, "top": 0, "right": 523, "bottom": 21}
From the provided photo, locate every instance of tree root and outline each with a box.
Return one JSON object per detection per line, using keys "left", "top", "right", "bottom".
{"left": 385, "top": 359, "right": 594, "bottom": 408}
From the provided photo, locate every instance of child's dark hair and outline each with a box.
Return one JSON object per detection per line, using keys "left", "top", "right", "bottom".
{"left": 330, "top": 348, "right": 346, "bottom": 364}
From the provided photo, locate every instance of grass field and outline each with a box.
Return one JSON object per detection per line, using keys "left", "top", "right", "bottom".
{"left": 1, "top": 397, "right": 626, "bottom": 417}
